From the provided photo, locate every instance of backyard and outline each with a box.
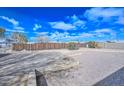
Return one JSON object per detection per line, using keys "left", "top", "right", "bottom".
{"left": 0, "top": 48, "right": 124, "bottom": 86}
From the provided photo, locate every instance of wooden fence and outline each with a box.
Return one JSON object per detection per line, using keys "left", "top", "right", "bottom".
{"left": 12, "top": 43, "right": 86, "bottom": 51}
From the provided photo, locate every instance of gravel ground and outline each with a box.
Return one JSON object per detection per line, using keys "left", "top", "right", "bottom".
{"left": 0, "top": 51, "right": 77, "bottom": 85}
{"left": 0, "top": 48, "right": 124, "bottom": 86}
{"left": 43, "top": 48, "right": 124, "bottom": 86}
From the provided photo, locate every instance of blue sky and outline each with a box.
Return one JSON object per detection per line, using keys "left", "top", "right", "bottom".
{"left": 0, "top": 7, "right": 124, "bottom": 42}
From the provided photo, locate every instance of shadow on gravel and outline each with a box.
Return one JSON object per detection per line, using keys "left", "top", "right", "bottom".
{"left": 94, "top": 67, "right": 124, "bottom": 86}
{"left": 0, "top": 54, "right": 10, "bottom": 58}
{"left": 35, "top": 69, "right": 48, "bottom": 86}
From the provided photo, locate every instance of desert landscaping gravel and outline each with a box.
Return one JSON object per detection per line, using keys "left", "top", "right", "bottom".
{"left": 0, "top": 48, "right": 124, "bottom": 86}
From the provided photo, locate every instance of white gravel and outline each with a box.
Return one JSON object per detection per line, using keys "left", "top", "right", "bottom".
{"left": 44, "top": 48, "right": 124, "bottom": 85}
{"left": 1, "top": 48, "right": 124, "bottom": 86}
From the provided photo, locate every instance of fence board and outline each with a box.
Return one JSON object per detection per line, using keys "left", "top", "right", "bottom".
{"left": 12, "top": 43, "right": 85, "bottom": 51}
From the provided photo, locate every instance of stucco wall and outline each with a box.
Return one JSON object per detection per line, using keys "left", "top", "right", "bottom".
{"left": 98, "top": 43, "right": 124, "bottom": 49}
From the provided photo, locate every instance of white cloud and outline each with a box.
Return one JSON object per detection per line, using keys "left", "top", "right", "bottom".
{"left": 67, "top": 14, "right": 79, "bottom": 22}
{"left": 6, "top": 26, "right": 27, "bottom": 33}
{"left": 50, "top": 31, "right": 69, "bottom": 39}
{"left": 48, "top": 31, "right": 77, "bottom": 42}
{"left": 77, "top": 28, "right": 116, "bottom": 39}
{"left": 92, "top": 28, "right": 116, "bottom": 38}
{"left": 84, "top": 8, "right": 124, "bottom": 24}
{"left": 34, "top": 32, "right": 49, "bottom": 36}
{"left": 73, "top": 20, "right": 85, "bottom": 27}
{"left": 42, "top": 29, "right": 116, "bottom": 42}
{"left": 94, "top": 28, "right": 113, "bottom": 33}
{"left": 0, "top": 16, "right": 27, "bottom": 33}
{"left": 84, "top": 8, "right": 124, "bottom": 19}
{"left": 67, "top": 14, "right": 86, "bottom": 28}
{"left": 49, "top": 31, "right": 95, "bottom": 42}
{"left": 14, "top": 26, "right": 24, "bottom": 30}
{"left": 49, "top": 21, "right": 75, "bottom": 30}
{"left": 50, "top": 14, "right": 86, "bottom": 31}
{"left": 6, "top": 29, "right": 16, "bottom": 32}
{"left": 6, "top": 28, "right": 26, "bottom": 33}
{"left": 81, "top": 33, "right": 94, "bottom": 37}
{"left": 0, "top": 16, "right": 19, "bottom": 26}
{"left": 33, "top": 24, "right": 42, "bottom": 31}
